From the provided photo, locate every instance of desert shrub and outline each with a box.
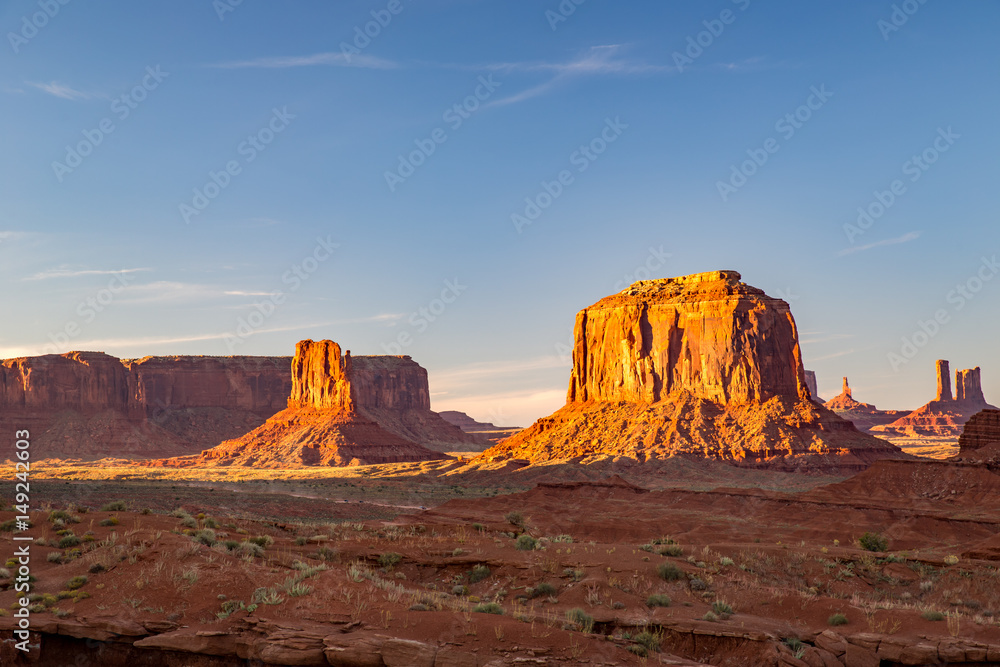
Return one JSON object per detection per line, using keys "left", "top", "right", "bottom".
{"left": 944, "top": 555, "right": 960, "bottom": 566}
{"left": 659, "top": 545, "right": 683, "bottom": 557}
{"left": 252, "top": 587, "right": 284, "bottom": 605}
{"left": 550, "top": 534, "right": 573, "bottom": 543}
{"left": 646, "top": 594, "right": 671, "bottom": 608}
{"left": 378, "top": 552, "right": 402, "bottom": 569}
{"left": 922, "top": 610, "right": 945, "bottom": 621}
{"left": 88, "top": 564, "right": 105, "bottom": 574}
{"left": 57, "top": 535, "right": 81, "bottom": 549}
{"left": 46, "top": 552, "right": 62, "bottom": 564}
{"left": 468, "top": 565, "right": 491, "bottom": 583}
{"left": 193, "top": 529, "right": 216, "bottom": 547}
{"left": 294, "top": 536, "right": 307, "bottom": 546}
{"left": 180, "top": 517, "right": 197, "bottom": 529}
{"left": 409, "top": 603, "right": 429, "bottom": 611}
{"left": 689, "top": 577, "right": 708, "bottom": 591}
{"left": 504, "top": 511, "right": 525, "bottom": 528}
{"left": 238, "top": 542, "right": 265, "bottom": 558}
{"left": 0, "top": 568, "right": 11, "bottom": 578}
{"left": 0, "top": 520, "right": 18, "bottom": 532}
{"left": 702, "top": 611, "right": 718, "bottom": 622}
{"left": 719, "top": 556, "right": 735, "bottom": 567}
{"left": 515, "top": 535, "right": 538, "bottom": 551}
{"left": 223, "top": 540, "right": 239, "bottom": 551}
{"left": 712, "top": 600, "right": 733, "bottom": 616}
{"left": 451, "top": 585, "right": 467, "bottom": 596}
{"left": 858, "top": 532, "right": 888, "bottom": 553}
{"left": 565, "top": 607, "right": 594, "bottom": 632}
{"left": 657, "top": 563, "right": 683, "bottom": 581}
{"left": 140, "top": 508, "right": 151, "bottom": 515}
{"left": 531, "top": 582, "right": 557, "bottom": 598}
{"left": 471, "top": 523, "right": 486, "bottom": 532}
{"left": 472, "top": 602, "right": 503, "bottom": 615}
{"left": 99, "top": 517, "right": 119, "bottom": 527}
{"left": 633, "top": 629, "right": 661, "bottom": 653}
{"left": 313, "top": 546, "right": 337, "bottom": 562}
{"left": 100, "top": 501, "right": 127, "bottom": 512}
{"left": 247, "top": 535, "right": 273, "bottom": 548}
{"left": 784, "top": 638, "right": 803, "bottom": 652}
{"left": 66, "top": 576, "right": 88, "bottom": 590}
{"left": 49, "top": 510, "right": 71, "bottom": 523}
{"left": 285, "top": 582, "right": 312, "bottom": 597}
{"left": 203, "top": 517, "right": 219, "bottom": 529}
{"left": 627, "top": 644, "right": 648, "bottom": 657}
{"left": 828, "top": 613, "right": 848, "bottom": 626}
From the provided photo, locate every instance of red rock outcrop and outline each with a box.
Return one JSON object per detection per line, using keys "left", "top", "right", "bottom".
{"left": 483, "top": 271, "right": 907, "bottom": 472}
{"left": 873, "top": 361, "right": 997, "bottom": 437}
{"left": 170, "top": 340, "right": 461, "bottom": 467}
{"left": 0, "top": 352, "right": 291, "bottom": 460}
{"left": 958, "top": 409, "right": 1000, "bottom": 456}
{"left": 823, "top": 377, "right": 907, "bottom": 432}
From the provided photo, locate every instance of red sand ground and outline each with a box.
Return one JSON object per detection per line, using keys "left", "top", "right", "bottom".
{"left": 2, "top": 459, "right": 1000, "bottom": 665}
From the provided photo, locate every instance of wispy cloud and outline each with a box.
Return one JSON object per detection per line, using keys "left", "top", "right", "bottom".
{"left": 838, "top": 231, "right": 922, "bottom": 256}
{"left": 27, "top": 81, "right": 93, "bottom": 100}
{"left": 481, "top": 45, "right": 670, "bottom": 107}
{"left": 208, "top": 52, "right": 397, "bottom": 70}
{"left": 23, "top": 267, "right": 151, "bottom": 281}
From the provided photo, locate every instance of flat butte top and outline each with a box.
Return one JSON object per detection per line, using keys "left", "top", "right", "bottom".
{"left": 594, "top": 270, "right": 779, "bottom": 308}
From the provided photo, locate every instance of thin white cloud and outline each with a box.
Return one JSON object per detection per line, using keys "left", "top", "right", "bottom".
{"left": 838, "top": 231, "right": 922, "bottom": 256}
{"left": 27, "top": 81, "right": 93, "bottom": 100}
{"left": 22, "top": 267, "right": 151, "bottom": 281}
{"left": 482, "top": 45, "right": 670, "bottom": 108}
{"left": 208, "top": 52, "right": 397, "bottom": 70}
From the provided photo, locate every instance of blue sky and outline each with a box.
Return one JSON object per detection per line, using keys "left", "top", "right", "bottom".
{"left": 1, "top": 1, "right": 998, "bottom": 426}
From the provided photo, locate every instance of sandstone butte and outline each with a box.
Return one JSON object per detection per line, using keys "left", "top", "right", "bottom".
{"left": 873, "top": 360, "right": 998, "bottom": 437}
{"left": 0, "top": 352, "right": 290, "bottom": 460}
{"left": 0, "top": 347, "right": 482, "bottom": 462}
{"left": 481, "top": 271, "right": 908, "bottom": 473}
{"left": 823, "top": 376, "right": 908, "bottom": 432}
{"left": 164, "top": 339, "right": 473, "bottom": 467}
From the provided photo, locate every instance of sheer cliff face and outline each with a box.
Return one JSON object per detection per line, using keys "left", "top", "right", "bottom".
{"left": 0, "top": 352, "right": 132, "bottom": 412}
{"left": 181, "top": 339, "right": 462, "bottom": 467}
{"left": 287, "top": 340, "right": 432, "bottom": 413}
{"left": 484, "top": 271, "right": 908, "bottom": 472}
{"left": 567, "top": 271, "right": 808, "bottom": 406}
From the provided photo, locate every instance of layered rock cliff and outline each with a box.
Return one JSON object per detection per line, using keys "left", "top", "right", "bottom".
{"left": 873, "top": 361, "right": 997, "bottom": 437}
{"left": 483, "top": 271, "right": 907, "bottom": 472}
{"left": 0, "top": 352, "right": 292, "bottom": 460}
{"left": 958, "top": 409, "right": 1000, "bottom": 456}
{"left": 173, "top": 340, "right": 462, "bottom": 467}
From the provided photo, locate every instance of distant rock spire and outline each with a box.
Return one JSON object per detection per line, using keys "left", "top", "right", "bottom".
{"left": 936, "top": 360, "right": 952, "bottom": 402}
{"left": 842, "top": 377, "right": 852, "bottom": 399}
